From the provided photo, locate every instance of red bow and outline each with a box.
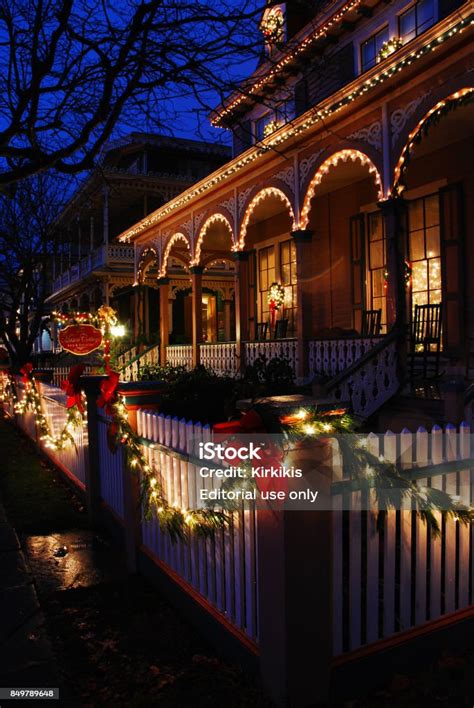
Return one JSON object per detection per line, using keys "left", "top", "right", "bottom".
{"left": 20, "top": 362, "right": 33, "bottom": 384}
{"left": 213, "top": 409, "right": 266, "bottom": 435}
{"left": 61, "top": 364, "right": 85, "bottom": 413}
{"left": 97, "top": 369, "right": 120, "bottom": 416}
{"left": 214, "top": 410, "right": 287, "bottom": 503}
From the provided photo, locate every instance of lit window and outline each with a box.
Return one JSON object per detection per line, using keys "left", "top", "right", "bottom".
{"left": 367, "top": 212, "right": 387, "bottom": 331}
{"left": 258, "top": 246, "right": 276, "bottom": 324}
{"left": 399, "top": 0, "right": 435, "bottom": 44}
{"left": 361, "top": 26, "right": 389, "bottom": 72}
{"left": 407, "top": 194, "right": 442, "bottom": 312}
{"left": 279, "top": 240, "right": 297, "bottom": 336}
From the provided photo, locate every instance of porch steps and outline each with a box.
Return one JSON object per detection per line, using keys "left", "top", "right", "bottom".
{"left": 374, "top": 375, "right": 473, "bottom": 432}
{"left": 374, "top": 392, "right": 446, "bottom": 433}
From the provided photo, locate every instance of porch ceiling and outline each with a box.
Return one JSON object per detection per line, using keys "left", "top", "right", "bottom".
{"left": 308, "top": 160, "right": 375, "bottom": 200}
{"left": 410, "top": 102, "right": 474, "bottom": 159}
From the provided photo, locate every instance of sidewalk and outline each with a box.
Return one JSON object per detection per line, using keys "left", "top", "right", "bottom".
{"left": 0, "top": 498, "right": 59, "bottom": 691}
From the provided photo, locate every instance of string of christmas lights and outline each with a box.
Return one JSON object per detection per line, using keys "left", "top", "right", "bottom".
{"left": 119, "top": 14, "right": 472, "bottom": 244}
{"left": 108, "top": 397, "right": 229, "bottom": 539}
{"left": 4, "top": 375, "right": 85, "bottom": 451}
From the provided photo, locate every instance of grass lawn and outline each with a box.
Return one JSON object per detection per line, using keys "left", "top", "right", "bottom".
{"left": 0, "top": 415, "right": 87, "bottom": 533}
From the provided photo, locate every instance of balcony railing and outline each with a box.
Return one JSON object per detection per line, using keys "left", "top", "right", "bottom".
{"left": 52, "top": 244, "right": 134, "bottom": 293}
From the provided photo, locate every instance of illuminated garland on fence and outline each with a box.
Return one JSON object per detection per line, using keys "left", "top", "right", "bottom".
{"left": 108, "top": 397, "right": 229, "bottom": 539}
{"left": 3, "top": 371, "right": 472, "bottom": 537}
{"left": 5, "top": 371, "right": 85, "bottom": 451}
{"left": 216, "top": 407, "right": 473, "bottom": 535}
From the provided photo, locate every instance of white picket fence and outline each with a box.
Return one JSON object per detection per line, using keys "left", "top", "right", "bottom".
{"left": 332, "top": 423, "right": 473, "bottom": 656}
{"left": 2, "top": 371, "right": 473, "bottom": 663}
{"left": 97, "top": 412, "right": 125, "bottom": 520}
{"left": 137, "top": 409, "right": 259, "bottom": 643}
{"left": 52, "top": 365, "right": 94, "bottom": 387}
{"left": 13, "top": 380, "right": 88, "bottom": 489}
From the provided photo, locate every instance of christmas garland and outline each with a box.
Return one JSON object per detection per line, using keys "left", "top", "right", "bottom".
{"left": 214, "top": 406, "right": 473, "bottom": 536}
{"left": 377, "top": 37, "right": 402, "bottom": 62}
{"left": 4, "top": 365, "right": 85, "bottom": 450}
{"left": 281, "top": 408, "right": 472, "bottom": 535}
{"left": 4, "top": 364, "right": 472, "bottom": 540}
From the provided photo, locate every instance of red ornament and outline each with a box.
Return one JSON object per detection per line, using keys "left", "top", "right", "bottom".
{"left": 61, "top": 364, "right": 85, "bottom": 413}
{"left": 20, "top": 362, "right": 33, "bottom": 384}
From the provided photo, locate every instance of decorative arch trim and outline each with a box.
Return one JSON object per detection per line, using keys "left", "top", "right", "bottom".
{"left": 300, "top": 149, "right": 384, "bottom": 228}
{"left": 136, "top": 246, "right": 159, "bottom": 284}
{"left": 160, "top": 232, "right": 191, "bottom": 277}
{"left": 236, "top": 187, "right": 297, "bottom": 251}
{"left": 193, "top": 213, "right": 234, "bottom": 266}
{"left": 391, "top": 87, "right": 474, "bottom": 197}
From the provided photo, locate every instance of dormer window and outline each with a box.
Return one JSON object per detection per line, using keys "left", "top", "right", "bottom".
{"left": 260, "top": 4, "right": 286, "bottom": 55}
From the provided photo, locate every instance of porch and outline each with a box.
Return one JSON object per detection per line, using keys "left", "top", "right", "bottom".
{"left": 125, "top": 93, "right": 474, "bottom": 423}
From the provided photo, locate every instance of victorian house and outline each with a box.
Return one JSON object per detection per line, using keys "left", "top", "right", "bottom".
{"left": 119, "top": 0, "right": 473, "bottom": 426}
{"left": 44, "top": 134, "right": 231, "bottom": 357}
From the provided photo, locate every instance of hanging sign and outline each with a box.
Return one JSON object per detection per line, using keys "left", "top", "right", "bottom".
{"left": 58, "top": 324, "right": 103, "bottom": 356}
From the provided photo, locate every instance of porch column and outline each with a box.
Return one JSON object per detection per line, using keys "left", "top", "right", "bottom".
{"left": 136, "top": 285, "right": 145, "bottom": 340}
{"left": 144, "top": 287, "right": 150, "bottom": 339}
{"left": 190, "top": 266, "right": 203, "bottom": 368}
{"left": 233, "top": 252, "right": 250, "bottom": 370}
{"left": 379, "top": 197, "right": 408, "bottom": 377}
{"left": 223, "top": 298, "right": 232, "bottom": 342}
{"left": 292, "top": 229, "right": 313, "bottom": 380}
{"left": 157, "top": 277, "right": 170, "bottom": 366}
{"left": 379, "top": 197, "right": 407, "bottom": 330}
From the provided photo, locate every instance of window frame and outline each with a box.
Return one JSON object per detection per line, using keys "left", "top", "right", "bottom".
{"left": 398, "top": 0, "right": 436, "bottom": 44}
{"left": 360, "top": 24, "right": 390, "bottom": 73}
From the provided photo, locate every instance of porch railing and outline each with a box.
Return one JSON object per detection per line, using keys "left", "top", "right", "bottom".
{"left": 244, "top": 338, "right": 298, "bottom": 375}
{"left": 308, "top": 336, "right": 382, "bottom": 377}
{"left": 322, "top": 331, "right": 400, "bottom": 419}
{"left": 119, "top": 343, "right": 160, "bottom": 382}
{"left": 52, "top": 243, "right": 134, "bottom": 293}
{"left": 199, "top": 342, "right": 238, "bottom": 376}
{"left": 166, "top": 344, "right": 193, "bottom": 369}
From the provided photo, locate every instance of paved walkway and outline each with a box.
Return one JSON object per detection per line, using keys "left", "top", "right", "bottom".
{"left": 0, "top": 498, "right": 59, "bottom": 691}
